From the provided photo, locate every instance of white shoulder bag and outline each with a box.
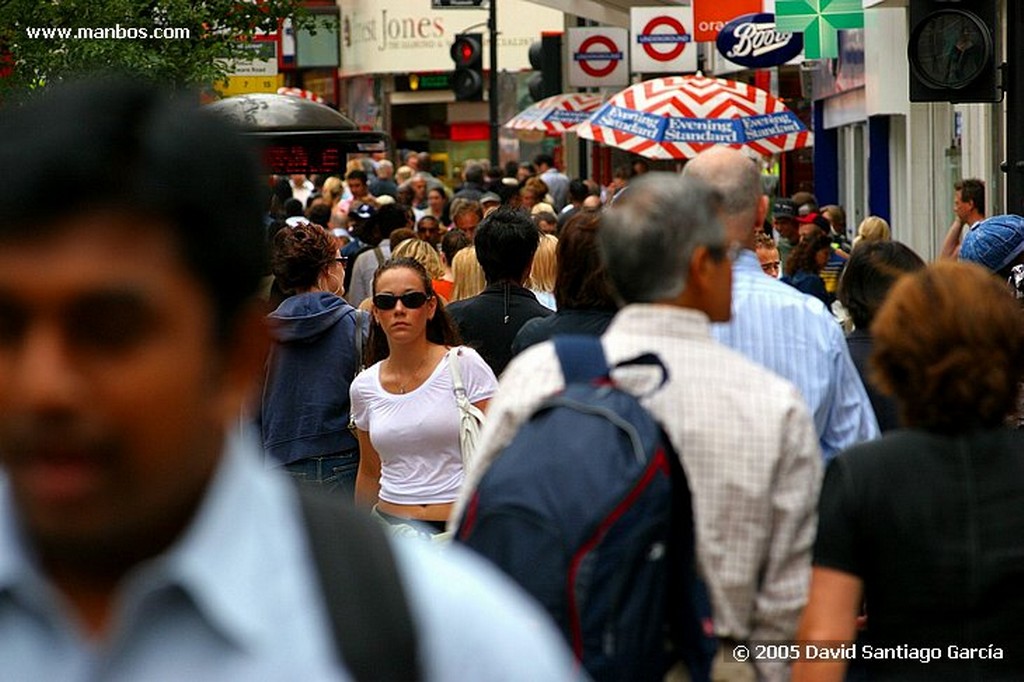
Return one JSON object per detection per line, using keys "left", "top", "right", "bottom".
{"left": 446, "top": 347, "right": 486, "bottom": 474}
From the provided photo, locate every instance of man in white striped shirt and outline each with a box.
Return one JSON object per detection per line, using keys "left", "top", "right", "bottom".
{"left": 455, "top": 172, "right": 822, "bottom": 681}
{"left": 683, "top": 148, "right": 880, "bottom": 460}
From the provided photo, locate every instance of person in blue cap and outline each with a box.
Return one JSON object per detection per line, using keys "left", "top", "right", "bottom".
{"left": 959, "top": 213, "right": 1024, "bottom": 298}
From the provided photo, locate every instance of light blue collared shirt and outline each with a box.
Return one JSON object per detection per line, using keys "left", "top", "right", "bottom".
{"left": 713, "top": 250, "right": 879, "bottom": 460}
{"left": 0, "top": 433, "right": 581, "bottom": 682}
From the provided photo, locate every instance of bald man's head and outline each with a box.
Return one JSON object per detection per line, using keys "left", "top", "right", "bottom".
{"left": 682, "top": 147, "right": 767, "bottom": 248}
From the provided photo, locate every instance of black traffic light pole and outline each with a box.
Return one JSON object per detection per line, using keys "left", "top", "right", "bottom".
{"left": 488, "top": 0, "right": 499, "bottom": 168}
{"left": 1004, "top": 1, "right": 1024, "bottom": 214}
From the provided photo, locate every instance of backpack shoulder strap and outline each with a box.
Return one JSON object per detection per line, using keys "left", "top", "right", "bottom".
{"left": 373, "top": 246, "right": 385, "bottom": 267}
{"left": 295, "top": 486, "right": 420, "bottom": 682}
{"left": 553, "top": 335, "right": 609, "bottom": 385}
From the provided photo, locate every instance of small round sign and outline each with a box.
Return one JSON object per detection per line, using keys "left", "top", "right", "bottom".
{"left": 638, "top": 16, "right": 691, "bottom": 62}
{"left": 576, "top": 35, "right": 623, "bottom": 78}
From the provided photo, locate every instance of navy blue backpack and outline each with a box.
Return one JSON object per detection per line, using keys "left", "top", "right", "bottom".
{"left": 456, "top": 336, "right": 716, "bottom": 682}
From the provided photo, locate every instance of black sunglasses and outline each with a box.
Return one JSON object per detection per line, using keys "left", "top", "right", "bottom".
{"left": 373, "top": 291, "right": 431, "bottom": 310}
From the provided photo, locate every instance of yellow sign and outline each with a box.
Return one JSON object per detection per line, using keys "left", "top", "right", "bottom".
{"left": 214, "top": 75, "right": 284, "bottom": 96}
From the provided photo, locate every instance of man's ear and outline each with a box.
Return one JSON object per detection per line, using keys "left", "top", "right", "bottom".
{"left": 215, "top": 299, "right": 271, "bottom": 422}
{"left": 679, "top": 246, "right": 713, "bottom": 308}
{"left": 756, "top": 194, "right": 769, "bottom": 231}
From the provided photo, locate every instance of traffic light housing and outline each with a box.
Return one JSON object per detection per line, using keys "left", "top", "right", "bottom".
{"left": 528, "top": 33, "right": 562, "bottom": 102}
{"left": 451, "top": 33, "right": 484, "bottom": 101}
{"left": 908, "top": 0, "right": 1000, "bottom": 103}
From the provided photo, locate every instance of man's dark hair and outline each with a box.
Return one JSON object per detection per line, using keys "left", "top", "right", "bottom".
{"left": 473, "top": 206, "right": 540, "bottom": 284}
{"left": 0, "top": 77, "right": 266, "bottom": 339}
{"left": 441, "top": 228, "right": 471, "bottom": 265}
{"left": 955, "top": 178, "right": 985, "bottom": 214}
{"left": 346, "top": 168, "right": 369, "bottom": 184}
{"left": 533, "top": 153, "right": 555, "bottom": 169}
{"left": 376, "top": 203, "right": 410, "bottom": 239}
{"left": 306, "top": 201, "right": 332, "bottom": 228}
{"left": 568, "top": 178, "right": 589, "bottom": 203}
{"left": 272, "top": 176, "right": 294, "bottom": 205}
{"left": 283, "top": 198, "right": 304, "bottom": 218}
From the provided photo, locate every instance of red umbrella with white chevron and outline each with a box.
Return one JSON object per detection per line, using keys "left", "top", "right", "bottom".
{"left": 576, "top": 74, "right": 812, "bottom": 159}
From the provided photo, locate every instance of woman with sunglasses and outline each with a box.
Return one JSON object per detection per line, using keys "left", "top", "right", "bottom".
{"left": 260, "top": 219, "right": 362, "bottom": 497}
{"left": 349, "top": 258, "right": 498, "bottom": 536}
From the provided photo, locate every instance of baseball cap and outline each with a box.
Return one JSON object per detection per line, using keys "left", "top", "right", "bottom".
{"left": 797, "top": 212, "right": 831, "bottom": 233}
{"left": 349, "top": 202, "right": 376, "bottom": 221}
{"left": 773, "top": 199, "right": 797, "bottom": 220}
{"left": 480, "top": 191, "right": 501, "bottom": 206}
{"left": 959, "top": 214, "right": 1024, "bottom": 272}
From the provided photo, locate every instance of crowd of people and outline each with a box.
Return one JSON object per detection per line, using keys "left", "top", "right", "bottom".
{"left": 261, "top": 145, "right": 1024, "bottom": 680}
{"left": 2, "top": 78, "right": 1024, "bottom": 682}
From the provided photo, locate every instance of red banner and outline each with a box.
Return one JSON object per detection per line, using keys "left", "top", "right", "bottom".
{"left": 693, "top": 0, "right": 761, "bottom": 42}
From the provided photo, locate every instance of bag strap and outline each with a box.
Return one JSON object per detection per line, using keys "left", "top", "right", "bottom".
{"left": 554, "top": 335, "right": 670, "bottom": 392}
{"left": 447, "top": 346, "right": 469, "bottom": 401}
{"left": 352, "top": 308, "right": 369, "bottom": 374}
{"left": 446, "top": 349, "right": 486, "bottom": 415}
{"left": 295, "top": 485, "right": 421, "bottom": 682}
{"left": 553, "top": 335, "right": 609, "bottom": 384}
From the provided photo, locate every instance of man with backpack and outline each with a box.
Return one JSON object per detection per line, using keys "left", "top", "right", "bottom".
{"left": 0, "top": 78, "right": 580, "bottom": 682}
{"left": 453, "top": 172, "right": 822, "bottom": 682}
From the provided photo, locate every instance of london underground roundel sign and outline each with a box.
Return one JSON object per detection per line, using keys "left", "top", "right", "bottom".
{"left": 576, "top": 35, "right": 623, "bottom": 78}
{"left": 629, "top": 6, "right": 696, "bottom": 74}
{"left": 568, "top": 27, "right": 629, "bottom": 88}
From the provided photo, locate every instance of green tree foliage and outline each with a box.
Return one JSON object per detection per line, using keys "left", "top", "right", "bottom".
{"left": 0, "top": 0, "right": 310, "bottom": 97}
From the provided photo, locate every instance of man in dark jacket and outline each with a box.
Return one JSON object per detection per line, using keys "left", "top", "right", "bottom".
{"left": 447, "top": 206, "right": 552, "bottom": 375}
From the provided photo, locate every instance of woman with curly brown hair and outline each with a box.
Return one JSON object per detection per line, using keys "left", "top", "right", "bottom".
{"left": 260, "top": 220, "right": 362, "bottom": 496}
{"left": 794, "top": 261, "right": 1024, "bottom": 682}
{"left": 781, "top": 233, "right": 833, "bottom": 307}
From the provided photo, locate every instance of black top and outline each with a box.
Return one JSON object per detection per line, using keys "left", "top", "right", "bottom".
{"left": 446, "top": 283, "right": 552, "bottom": 376}
{"left": 845, "top": 329, "right": 900, "bottom": 432}
{"left": 816, "top": 429, "right": 1024, "bottom": 680}
{"left": 511, "top": 308, "right": 616, "bottom": 356}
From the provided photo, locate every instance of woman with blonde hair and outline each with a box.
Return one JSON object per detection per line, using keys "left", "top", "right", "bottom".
{"left": 852, "top": 215, "right": 890, "bottom": 248}
{"left": 450, "top": 246, "right": 486, "bottom": 302}
{"left": 527, "top": 232, "right": 558, "bottom": 310}
{"left": 519, "top": 176, "right": 550, "bottom": 211}
{"left": 349, "top": 258, "right": 497, "bottom": 536}
{"left": 392, "top": 236, "right": 445, "bottom": 281}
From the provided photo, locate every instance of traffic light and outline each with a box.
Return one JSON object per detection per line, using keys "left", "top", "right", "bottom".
{"left": 451, "top": 33, "right": 484, "bottom": 101}
{"left": 528, "top": 33, "right": 562, "bottom": 102}
{"left": 908, "top": 0, "right": 1000, "bottom": 103}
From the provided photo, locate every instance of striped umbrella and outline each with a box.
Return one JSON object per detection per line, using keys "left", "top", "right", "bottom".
{"left": 576, "top": 75, "right": 812, "bottom": 159}
{"left": 276, "top": 87, "right": 325, "bottom": 105}
{"left": 504, "top": 92, "right": 603, "bottom": 136}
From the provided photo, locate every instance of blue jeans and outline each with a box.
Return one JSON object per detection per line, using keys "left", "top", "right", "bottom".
{"left": 283, "top": 451, "right": 359, "bottom": 500}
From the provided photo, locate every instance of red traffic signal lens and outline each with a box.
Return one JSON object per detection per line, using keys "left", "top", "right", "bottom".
{"left": 451, "top": 35, "right": 481, "bottom": 66}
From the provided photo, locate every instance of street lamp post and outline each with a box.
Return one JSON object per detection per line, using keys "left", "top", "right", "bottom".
{"left": 489, "top": 0, "right": 499, "bottom": 168}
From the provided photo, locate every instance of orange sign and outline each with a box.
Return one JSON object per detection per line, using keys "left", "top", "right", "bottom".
{"left": 693, "top": 0, "right": 761, "bottom": 42}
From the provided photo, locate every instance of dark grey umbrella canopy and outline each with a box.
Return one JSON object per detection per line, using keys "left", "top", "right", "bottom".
{"left": 205, "top": 93, "right": 389, "bottom": 174}
{"left": 206, "top": 93, "right": 359, "bottom": 132}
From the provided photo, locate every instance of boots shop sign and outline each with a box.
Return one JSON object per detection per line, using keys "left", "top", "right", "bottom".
{"left": 715, "top": 13, "right": 804, "bottom": 69}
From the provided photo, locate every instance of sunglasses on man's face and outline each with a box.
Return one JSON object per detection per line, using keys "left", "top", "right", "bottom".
{"left": 373, "top": 291, "right": 431, "bottom": 310}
